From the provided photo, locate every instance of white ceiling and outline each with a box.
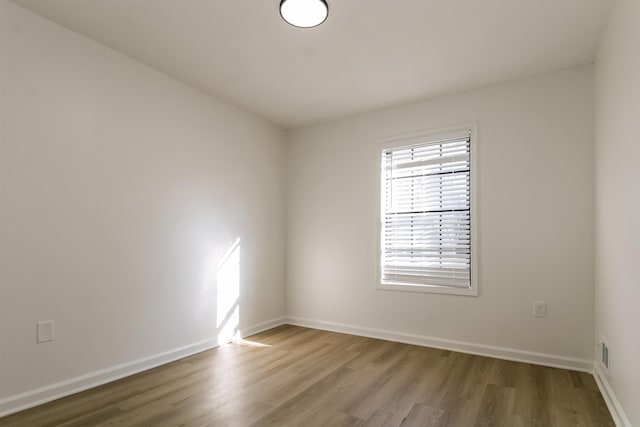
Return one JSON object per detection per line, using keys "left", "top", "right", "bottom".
{"left": 11, "top": 0, "right": 613, "bottom": 129}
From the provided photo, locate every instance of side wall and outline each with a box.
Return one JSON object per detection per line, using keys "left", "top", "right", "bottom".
{"left": 0, "top": 0, "right": 285, "bottom": 412}
{"left": 286, "top": 66, "right": 595, "bottom": 368}
{"left": 594, "top": 0, "right": 640, "bottom": 425}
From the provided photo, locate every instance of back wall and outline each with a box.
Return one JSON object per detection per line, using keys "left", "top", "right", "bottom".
{"left": 286, "top": 66, "right": 595, "bottom": 367}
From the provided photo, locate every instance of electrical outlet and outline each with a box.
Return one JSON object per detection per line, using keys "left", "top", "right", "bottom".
{"left": 37, "top": 320, "right": 54, "bottom": 343}
{"left": 533, "top": 301, "right": 547, "bottom": 318}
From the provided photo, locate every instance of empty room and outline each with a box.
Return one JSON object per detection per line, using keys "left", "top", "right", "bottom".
{"left": 0, "top": 0, "right": 638, "bottom": 426}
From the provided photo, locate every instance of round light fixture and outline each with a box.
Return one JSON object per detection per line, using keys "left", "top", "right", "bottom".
{"left": 280, "top": 0, "right": 328, "bottom": 28}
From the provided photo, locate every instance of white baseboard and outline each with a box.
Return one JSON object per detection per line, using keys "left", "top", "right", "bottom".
{"left": 593, "top": 363, "right": 633, "bottom": 427}
{"left": 284, "top": 316, "right": 594, "bottom": 372}
{"left": 239, "top": 316, "right": 286, "bottom": 338}
{"left": 1, "top": 316, "right": 608, "bottom": 421}
{"left": 0, "top": 316, "right": 286, "bottom": 418}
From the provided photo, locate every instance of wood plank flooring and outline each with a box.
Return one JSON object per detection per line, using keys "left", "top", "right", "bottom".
{"left": 0, "top": 325, "right": 614, "bottom": 427}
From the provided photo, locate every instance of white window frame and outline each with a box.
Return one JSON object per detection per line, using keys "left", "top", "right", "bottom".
{"left": 377, "top": 123, "right": 478, "bottom": 296}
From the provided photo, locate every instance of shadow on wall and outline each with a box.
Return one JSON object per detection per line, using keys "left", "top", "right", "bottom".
{"left": 216, "top": 238, "right": 240, "bottom": 345}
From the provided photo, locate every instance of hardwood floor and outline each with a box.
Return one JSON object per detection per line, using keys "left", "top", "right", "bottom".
{"left": 0, "top": 325, "right": 614, "bottom": 427}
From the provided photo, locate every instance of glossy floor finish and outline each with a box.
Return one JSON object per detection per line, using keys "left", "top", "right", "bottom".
{"left": 0, "top": 325, "right": 614, "bottom": 427}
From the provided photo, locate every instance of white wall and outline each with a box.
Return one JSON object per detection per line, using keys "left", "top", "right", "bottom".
{"left": 286, "top": 66, "right": 595, "bottom": 364}
{"left": 0, "top": 0, "right": 285, "bottom": 405}
{"left": 595, "top": 0, "right": 640, "bottom": 425}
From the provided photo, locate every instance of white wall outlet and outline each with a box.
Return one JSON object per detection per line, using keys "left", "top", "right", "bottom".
{"left": 37, "top": 320, "right": 54, "bottom": 343}
{"left": 533, "top": 301, "right": 547, "bottom": 318}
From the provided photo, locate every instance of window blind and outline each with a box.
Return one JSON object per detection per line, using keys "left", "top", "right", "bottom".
{"left": 381, "top": 133, "right": 471, "bottom": 288}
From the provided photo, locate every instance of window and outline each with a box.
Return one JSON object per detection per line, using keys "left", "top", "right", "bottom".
{"left": 379, "top": 126, "right": 477, "bottom": 296}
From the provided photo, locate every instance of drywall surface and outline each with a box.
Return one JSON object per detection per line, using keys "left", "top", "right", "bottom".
{"left": 0, "top": 0, "right": 285, "bottom": 401}
{"left": 595, "top": 0, "right": 640, "bottom": 424}
{"left": 286, "top": 66, "right": 595, "bottom": 362}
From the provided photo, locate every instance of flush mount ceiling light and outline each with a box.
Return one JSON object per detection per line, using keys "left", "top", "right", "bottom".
{"left": 280, "top": 0, "right": 328, "bottom": 28}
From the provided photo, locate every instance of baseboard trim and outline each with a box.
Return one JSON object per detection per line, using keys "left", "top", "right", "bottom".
{"left": 1, "top": 316, "right": 603, "bottom": 420}
{"left": 239, "top": 316, "right": 286, "bottom": 338}
{"left": 593, "top": 363, "right": 632, "bottom": 427}
{"left": 284, "top": 316, "right": 593, "bottom": 372}
{"left": 0, "top": 316, "right": 286, "bottom": 418}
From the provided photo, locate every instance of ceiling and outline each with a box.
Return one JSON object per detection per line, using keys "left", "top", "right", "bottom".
{"left": 11, "top": 0, "right": 613, "bottom": 129}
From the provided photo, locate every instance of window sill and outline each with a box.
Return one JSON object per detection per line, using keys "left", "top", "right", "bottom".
{"left": 377, "top": 282, "right": 478, "bottom": 296}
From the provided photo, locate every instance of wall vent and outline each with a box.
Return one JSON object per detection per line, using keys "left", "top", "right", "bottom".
{"left": 599, "top": 336, "right": 610, "bottom": 373}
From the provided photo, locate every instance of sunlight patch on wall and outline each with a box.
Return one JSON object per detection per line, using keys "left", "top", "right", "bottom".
{"left": 217, "top": 238, "right": 240, "bottom": 345}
